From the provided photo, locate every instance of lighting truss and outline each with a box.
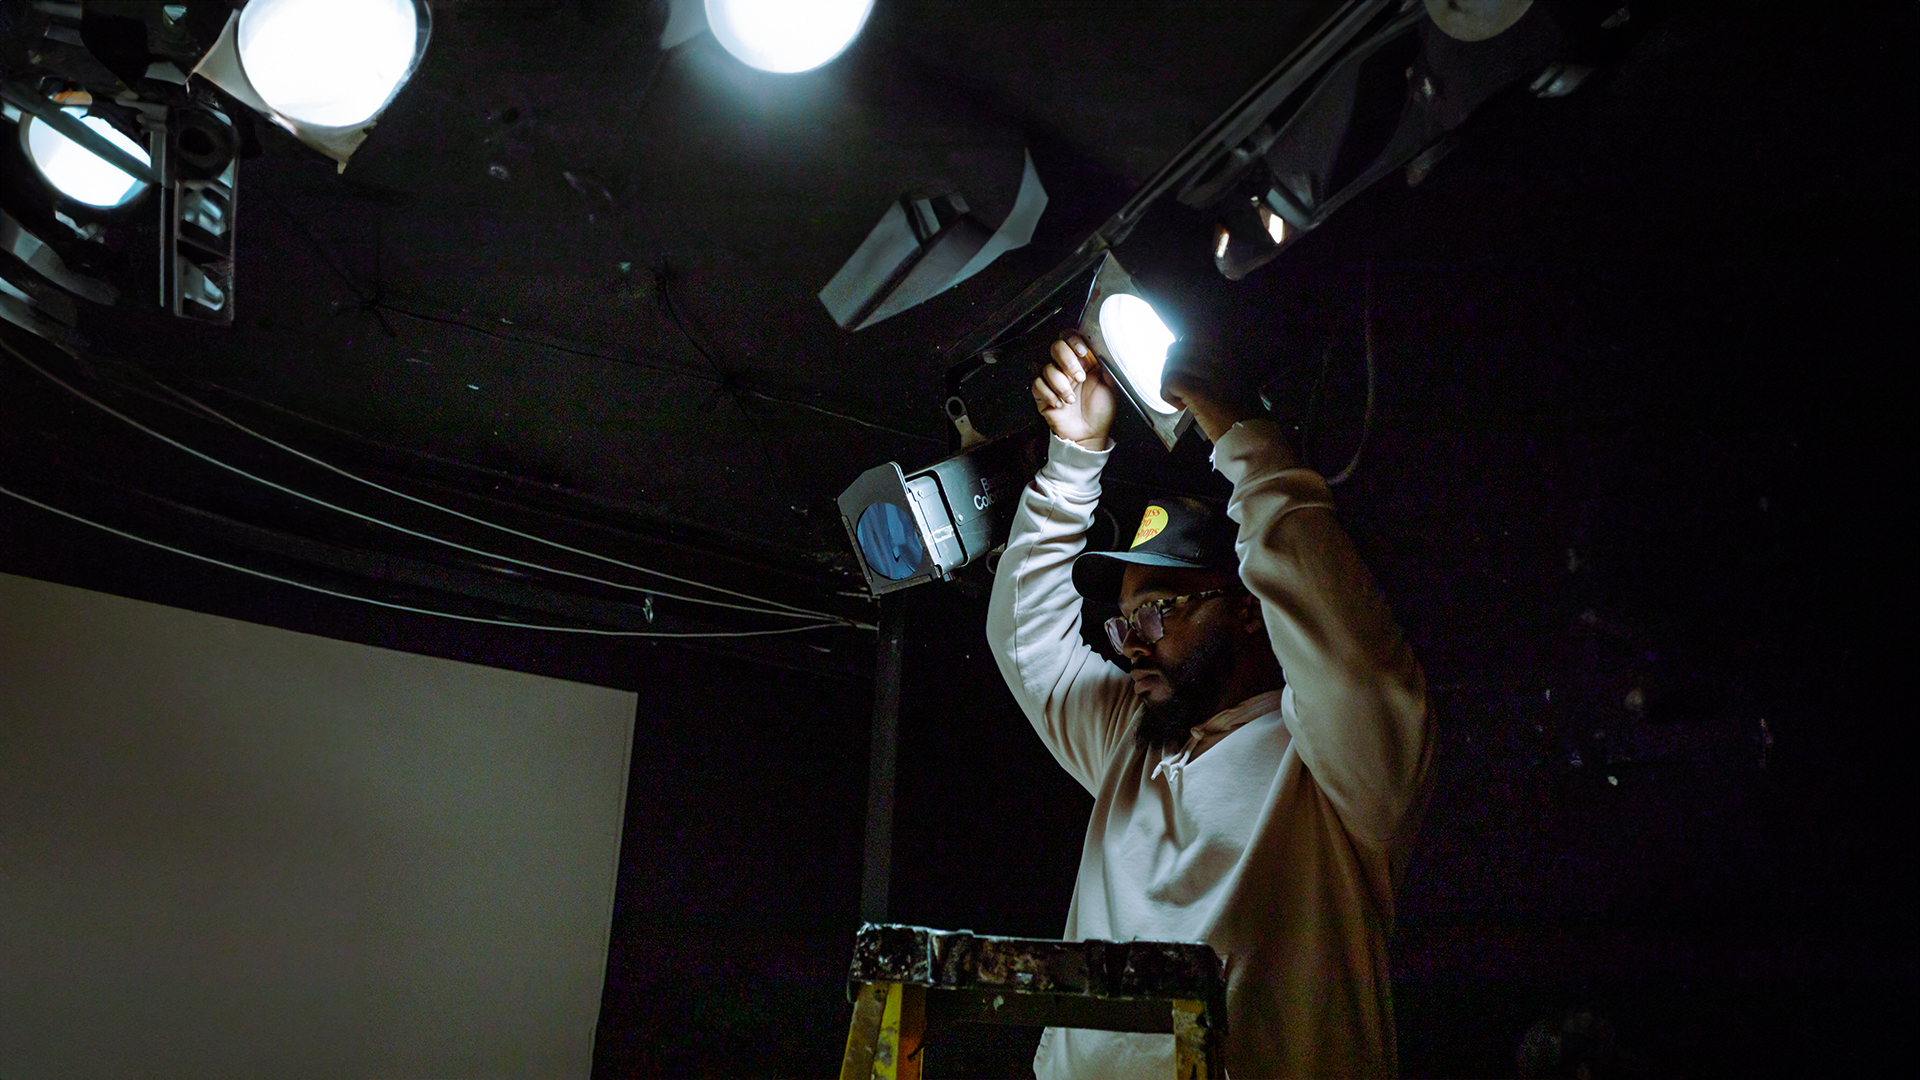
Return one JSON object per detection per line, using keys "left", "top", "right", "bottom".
{"left": 0, "top": 0, "right": 434, "bottom": 346}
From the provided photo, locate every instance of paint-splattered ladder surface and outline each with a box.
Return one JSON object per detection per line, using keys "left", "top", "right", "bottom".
{"left": 838, "top": 923, "right": 1226, "bottom": 1080}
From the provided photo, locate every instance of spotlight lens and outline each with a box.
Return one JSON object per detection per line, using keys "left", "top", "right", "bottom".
{"left": 706, "top": 0, "right": 875, "bottom": 73}
{"left": 238, "top": 0, "right": 422, "bottom": 128}
{"left": 1098, "top": 293, "right": 1179, "bottom": 415}
{"left": 25, "top": 113, "right": 150, "bottom": 208}
{"left": 856, "top": 501, "right": 924, "bottom": 581}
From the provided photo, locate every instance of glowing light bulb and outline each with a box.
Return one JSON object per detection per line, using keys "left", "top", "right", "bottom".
{"left": 706, "top": 0, "right": 875, "bottom": 73}
{"left": 238, "top": 0, "right": 424, "bottom": 128}
{"left": 25, "top": 113, "right": 150, "bottom": 208}
{"left": 1098, "top": 293, "right": 1179, "bottom": 415}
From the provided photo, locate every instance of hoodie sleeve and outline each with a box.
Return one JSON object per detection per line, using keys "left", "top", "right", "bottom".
{"left": 986, "top": 435, "right": 1138, "bottom": 795}
{"left": 1213, "top": 419, "right": 1434, "bottom": 848}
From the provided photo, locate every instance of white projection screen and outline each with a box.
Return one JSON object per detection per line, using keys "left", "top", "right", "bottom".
{"left": 0, "top": 572, "right": 637, "bottom": 1079}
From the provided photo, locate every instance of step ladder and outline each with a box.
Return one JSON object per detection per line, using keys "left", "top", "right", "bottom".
{"left": 838, "top": 923, "right": 1226, "bottom": 1080}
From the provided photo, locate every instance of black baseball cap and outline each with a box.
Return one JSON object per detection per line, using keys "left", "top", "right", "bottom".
{"left": 1072, "top": 496, "right": 1239, "bottom": 603}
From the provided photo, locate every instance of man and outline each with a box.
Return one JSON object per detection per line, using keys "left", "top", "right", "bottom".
{"left": 986, "top": 330, "right": 1434, "bottom": 1078}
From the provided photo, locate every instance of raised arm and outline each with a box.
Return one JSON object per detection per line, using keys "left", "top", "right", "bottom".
{"left": 1163, "top": 354, "right": 1433, "bottom": 849}
{"left": 985, "top": 334, "right": 1137, "bottom": 794}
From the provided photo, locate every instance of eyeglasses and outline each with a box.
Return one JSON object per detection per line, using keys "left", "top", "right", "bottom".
{"left": 1104, "top": 588, "right": 1240, "bottom": 653}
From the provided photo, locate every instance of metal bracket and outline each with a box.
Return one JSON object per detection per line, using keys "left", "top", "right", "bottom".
{"left": 944, "top": 396, "right": 987, "bottom": 450}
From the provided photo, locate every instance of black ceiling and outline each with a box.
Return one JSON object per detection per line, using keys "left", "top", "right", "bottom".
{"left": 4, "top": 0, "right": 1910, "bottom": 678}
{"left": 68, "top": 0, "right": 1351, "bottom": 555}
{"left": 2, "top": 0, "right": 1910, "bottom": 666}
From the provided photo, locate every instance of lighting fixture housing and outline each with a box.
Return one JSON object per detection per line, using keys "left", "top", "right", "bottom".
{"left": 1076, "top": 254, "right": 1193, "bottom": 451}
{"left": 837, "top": 435, "right": 1033, "bottom": 596}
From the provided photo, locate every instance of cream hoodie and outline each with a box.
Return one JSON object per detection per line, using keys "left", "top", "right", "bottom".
{"left": 986, "top": 421, "right": 1433, "bottom": 1079}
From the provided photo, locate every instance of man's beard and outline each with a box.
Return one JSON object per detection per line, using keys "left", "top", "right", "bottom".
{"left": 1134, "top": 627, "right": 1237, "bottom": 753}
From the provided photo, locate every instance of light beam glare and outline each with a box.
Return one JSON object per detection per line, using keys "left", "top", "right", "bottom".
{"left": 1098, "top": 293, "right": 1180, "bottom": 415}
{"left": 706, "top": 0, "right": 875, "bottom": 74}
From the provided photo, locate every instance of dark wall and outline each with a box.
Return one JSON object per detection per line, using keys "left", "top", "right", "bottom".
{"left": 589, "top": 645, "right": 874, "bottom": 1077}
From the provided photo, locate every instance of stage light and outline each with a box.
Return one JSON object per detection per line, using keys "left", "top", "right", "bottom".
{"left": 21, "top": 113, "right": 152, "bottom": 209}
{"left": 190, "top": 0, "right": 430, "bottom": 168}
{"left": 706, "top": 0, "right": 874, "bottom": 74}
{"left": 237, "top": 0, "right": 426, "bottom": 128}
{"left": 838, "top": 434, "right": 1035, "bottom": 596}
{"left": 1076, "top": 254, "right": 1193, "bottom": 450}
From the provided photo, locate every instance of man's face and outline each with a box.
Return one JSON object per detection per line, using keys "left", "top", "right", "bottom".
{"left": 1117, "top": 564, "right": 1243, "bottom": 750}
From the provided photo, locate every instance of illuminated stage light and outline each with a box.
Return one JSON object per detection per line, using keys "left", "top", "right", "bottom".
{"left": 1096, "top": 293, "right": 1179, "bottom": 416}
{"left": 838, "top": 432, "right": 1035, "bottom": 596}
{"left": 237, "top": 0, "right": 426, "bottom": 128}
{"left": 22, "top": 113, "right": 152, "bottom": 209}
{"left": 706, "top": 0, "right": 875, "bottom": 73}
{"left": 1077, "top": 254, "right": 1193, "bottom": 450}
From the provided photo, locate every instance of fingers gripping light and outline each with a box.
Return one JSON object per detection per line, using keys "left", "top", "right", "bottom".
{"left": 1097, "top": 293, "right": 1179, "bottom": 415}
{"left": 706, "top": 0, "right": 875, "bottom": 73}
{"left": 23, "top": 113, "right": 151, "bottom": 208}
{"left": 237, "top": 0, "right": 425, "bottom": 128}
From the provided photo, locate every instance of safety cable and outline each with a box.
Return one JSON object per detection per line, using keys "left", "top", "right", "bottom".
{"left": 0, "top": 482, "right": 842, "bottom": 639}
{"left": 1, "top": 338, "right": 848, "bottom": 624}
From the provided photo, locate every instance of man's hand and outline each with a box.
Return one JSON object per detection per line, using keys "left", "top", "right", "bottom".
{"left": 1033, "top": 331, "right": 1115, "bottom": 451}
{"left": 1161, "top": 340, "right": 1264, "bottom": 444}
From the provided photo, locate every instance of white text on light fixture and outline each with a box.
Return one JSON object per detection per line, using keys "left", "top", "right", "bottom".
{"left": 25, "top": 112, "right": 151, "bottom": 208}
{"left": 237, "top": 0, "right": 423, "bottom": 128}
{"left": 1098, "top": 293, "right": 1180, "bottom": 415}
{"left": 706, "top": 0, "right": 875, "bottom": 73}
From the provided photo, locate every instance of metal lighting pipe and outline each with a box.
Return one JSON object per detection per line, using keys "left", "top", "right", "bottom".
{"left": 1, "top": 81, "right": 163, "bottom": 188}
{"left": 859, "top": 593, "right": 907, "bottom": 922}
{"left": 941, "top": 0, "right": 1390, "bottom": 363}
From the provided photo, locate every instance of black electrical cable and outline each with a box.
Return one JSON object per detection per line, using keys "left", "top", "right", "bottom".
{"left": 0, "top": 481, "right": 842, "bottom": 639}
{"left": 157, "top": 383, "right": 870, "bottom": 624}
{"left": 1325, "top": 260, "right": 1376, "bottom": 487}
{"left": 166, "top": 379, "right": 883, "bottom": 630}
{"left": 1300, "top": 336, "right": 1336, "bottom": 465}
{"left": 1, "top": 338, "right": 852, "bottom": 624}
